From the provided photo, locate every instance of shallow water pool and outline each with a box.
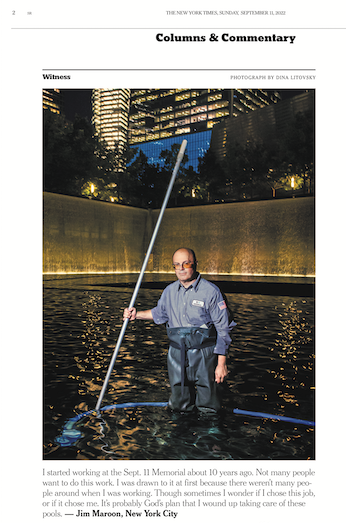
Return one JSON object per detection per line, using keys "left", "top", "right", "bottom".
{"left": 43, "top": 275, "right": 314, "bottom": 460}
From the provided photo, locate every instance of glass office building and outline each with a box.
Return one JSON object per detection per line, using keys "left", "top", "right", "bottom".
{"left": 91, "top": 89, "right": 281, "bottom": 171}
{"left": 131, "top": 131, "right": 212, "bottom": 171}
{"left": 129, "top": 89, "right": 280, "bottom": 140}
{"left": 128, "top": 89, "right": 280, "bottom": 170}
{"left": 92, "top": 89, "right": 131, "bottom": 152}
{"left": 43, "top": 89, "right": 63, "bottom": 114}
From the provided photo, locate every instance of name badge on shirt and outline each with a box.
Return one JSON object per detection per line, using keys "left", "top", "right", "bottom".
{"left": 192, "top": 299, "right": 204, "bottom": 307}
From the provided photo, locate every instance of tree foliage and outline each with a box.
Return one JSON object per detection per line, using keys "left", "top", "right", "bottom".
{"left": 44, "top": 111, "right": 98, "bottom": 196}
{"left": 43, "top": 108, "right": 314, "bottom": 208}
{"left": 203, "top": 109, "right": 315, "bottom": 201}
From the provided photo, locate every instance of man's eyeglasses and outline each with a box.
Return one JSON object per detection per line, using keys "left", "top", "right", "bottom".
{"left": 172, "top": 262, "right": 195, "bottom": 270}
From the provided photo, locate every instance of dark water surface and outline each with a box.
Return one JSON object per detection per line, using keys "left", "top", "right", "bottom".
{"left": 43, "top": 274, "right": 314, "bottom": 460}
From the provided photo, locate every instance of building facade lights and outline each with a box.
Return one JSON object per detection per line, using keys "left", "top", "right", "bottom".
{"left": 90, "top": 88, "right": 281, "bottom": 171}
{"left": 92, "top": 89, "right": 130, "bottom": 153}
{"left": 128, "top": 89, "right": 280, "bottom": 147}
{"left": 43, "top": 89, "right": 62, "bottom": 114}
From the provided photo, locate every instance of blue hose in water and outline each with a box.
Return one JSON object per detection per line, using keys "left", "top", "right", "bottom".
{"left": 55, "top": 402, "right": 168, "bottom": 447}
{"left": 55, "top": 403, "right": 315, "bottom": 447}
{"left": 233, "top": 408, "right": 315, "bottom": 427}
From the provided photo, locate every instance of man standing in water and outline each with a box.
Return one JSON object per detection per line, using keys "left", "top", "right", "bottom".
{"left": 123, "top": 248, "right": 236, "bottom": 414}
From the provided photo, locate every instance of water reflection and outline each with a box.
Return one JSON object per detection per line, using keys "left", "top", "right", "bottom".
{"left": 43, "top": 279, "right": 314, "bottom": 460}
{"left": 270, "top": 301, "right": 314, "bottom": 411}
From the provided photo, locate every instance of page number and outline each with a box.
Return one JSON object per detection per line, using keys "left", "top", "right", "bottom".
{"left": 12, "top": 9, "right": 32, "bottom": 15}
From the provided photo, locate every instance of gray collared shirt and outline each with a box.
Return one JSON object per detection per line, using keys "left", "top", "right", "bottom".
{"left": 151, "top": 273, "right": 236, "bottom": 355}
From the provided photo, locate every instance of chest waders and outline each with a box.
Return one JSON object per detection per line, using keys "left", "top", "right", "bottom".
{"left": 166, "top": 326, "right": 217, "bottom": 400}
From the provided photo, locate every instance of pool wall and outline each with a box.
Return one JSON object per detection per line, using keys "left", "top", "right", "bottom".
{"left": 43, "top": 192, "right": 315, "bottom": 276}
{"left": 43, "top": 193, "right": 150, "bottom": 273}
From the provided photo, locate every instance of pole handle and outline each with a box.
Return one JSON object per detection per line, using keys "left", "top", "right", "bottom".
{"left": 95, "top": 140, "right": 187, "bottom": 411}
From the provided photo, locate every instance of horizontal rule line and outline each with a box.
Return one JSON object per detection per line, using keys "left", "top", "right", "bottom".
{"left": 12, "top": 27, "right": 346, "bottom": 30}
{"left": 42, "top": 68, "right": 316, "bottom": 71}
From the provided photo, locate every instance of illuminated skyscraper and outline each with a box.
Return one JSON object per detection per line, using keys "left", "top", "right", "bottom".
{"left": 90, "top": 88, "right": 281, "bottom": 171}
{"left": 43, "top": 89, "right": 63, "bottom": 114}
{"left": 91, "top": 89, "right": 131, "bottom": 152}
{"left": 128, "top": 89, "right": 281, "bottom": 170}
{"left": 129, "top": 89, "right": 280, "bottom": 144}
{"left": 211, "top": 90, "right": 314, "bottom": 164}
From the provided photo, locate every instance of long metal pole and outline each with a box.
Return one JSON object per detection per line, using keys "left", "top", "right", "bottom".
{"left": 95, "top": 140, "right": 187, "bottom": 411}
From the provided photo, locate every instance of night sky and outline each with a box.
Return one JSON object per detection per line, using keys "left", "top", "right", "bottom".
{"left": 62, "top": 89, "right": 93, "bottom": 121}
{"left": 61, "top": 89, "right": 309, "bottom": 122}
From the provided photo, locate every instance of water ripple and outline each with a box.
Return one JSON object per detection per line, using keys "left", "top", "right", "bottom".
{"left": 44, "top": 286, "right": 314, "bottom": 460}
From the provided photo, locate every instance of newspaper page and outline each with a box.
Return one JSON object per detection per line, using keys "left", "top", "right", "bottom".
{"left": 1, "top": 1, "right": 345, "bottom": 522}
